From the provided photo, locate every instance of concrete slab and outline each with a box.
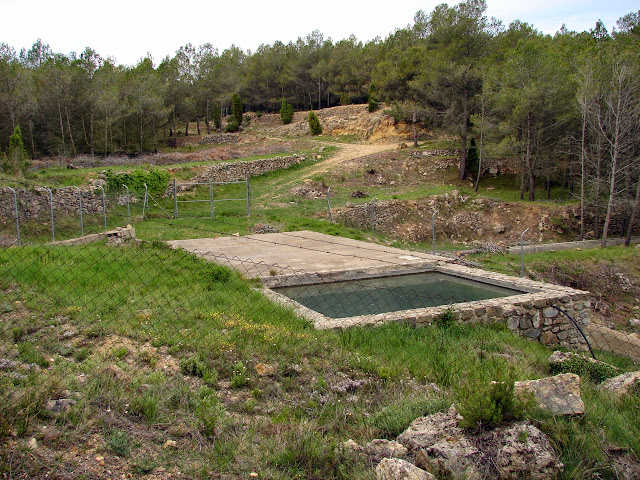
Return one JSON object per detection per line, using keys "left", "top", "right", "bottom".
{"left": 168, "top": 230, "right": 442, "bottom": 278}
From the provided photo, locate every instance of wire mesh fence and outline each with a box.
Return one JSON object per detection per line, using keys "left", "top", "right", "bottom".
{"left": 1, "top": 182, "right": 640, "bottom": 479}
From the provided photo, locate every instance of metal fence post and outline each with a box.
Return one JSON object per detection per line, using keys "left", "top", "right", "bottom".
{"left": 143, "top": 183, "right": 148, "bottom": 220}
{"left": 432, "top": 209, "right": 439, "bottom": 255}
{"left": 520, "top": 228, "right": 530, "bottom": 278}
{"left": 246, "top": 177, "right": 251, "bottom": 217}
{"left": 73, "top": 186, "right": 84, "bottom": 236}
{"left": 43, "top": 186, "right": 54, "bottom": 242}
{"left": 123, "top": 184, "right": 130, "bottom": 225}
{"left": 209, "top": 180, "right": 214, "bottom": 218}
{"left": 6, "top": 187, "right": 20, "bottom": 246}
{"left": 97, "top": 186, "right": 107, "bottom": 232}
{"left": 326, "top": 187, "right": 333, "bottom": 223}
{"left": 370, "top": 196, "right": 377, "bottom": 241}
{"left": 173, "top": 179, "right": 178, "bottom": 219}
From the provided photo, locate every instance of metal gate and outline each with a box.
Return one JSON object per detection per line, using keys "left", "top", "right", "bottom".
{"left": 171, "top": 178, "right": 251, "bottom": 219}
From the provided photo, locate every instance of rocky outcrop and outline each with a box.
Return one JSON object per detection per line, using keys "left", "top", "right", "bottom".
{"left": 375, "top": 458, "right": 435, "bottom": 480}
{"left": 391, "top": 405, "right": 562, "bottom": 479}
{"left": 514, "top": 373, "right": 585, "bottom": 416}
{"left": 600, "top": 371, "right": 640, "bottom": 398}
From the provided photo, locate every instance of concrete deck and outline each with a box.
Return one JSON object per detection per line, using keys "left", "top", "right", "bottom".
{"left": 168, "top": 230, "right": 443, "bottom": 278}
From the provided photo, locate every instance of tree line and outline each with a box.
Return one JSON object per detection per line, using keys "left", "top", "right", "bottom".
{"left": 1, "top": 1, "right": 639, "bottom": 242}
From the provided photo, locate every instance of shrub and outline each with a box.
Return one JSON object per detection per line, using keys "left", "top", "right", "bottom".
{"left": 224, "top": 120, "right": 240, "bottom": 133}
{"left": 280, "top": 99, "right": 294, "bottom": 124}
{"left": 102, "top": 167, "right": 169, "bottom": 197}
{"left": 550, "top": 354, "right": 619, "bottom": 383}
{"left": 457, "top": 369, "right": 530, "bottom": 431}
{"left": 107, "top": 429, "right": 131, "bottom": 457}
{"left": 435, "top": 308, "right": 456, "bottom": 328}
{"left": 308, "top": 111, "right": 322, "bottom": 136}
{"left": 231, "top": 361, "right": 248, "bottom": 388}
{"left": 3, "top": 126, "right": 29, "bottom": 174}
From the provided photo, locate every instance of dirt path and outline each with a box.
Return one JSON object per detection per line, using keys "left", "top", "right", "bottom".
{"left": 304, "top": 141, "right": 397, "bottom": 178}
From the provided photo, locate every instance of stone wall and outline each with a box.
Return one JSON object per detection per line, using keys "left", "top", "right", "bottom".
{"left": 198, "top": 133, "right": 240, "bottom": 145}
{"left": 0, "top": 186, "right": 121, "bottom": 221}
{"left": 190, "top": 154, "right": 309, "bottom": 184}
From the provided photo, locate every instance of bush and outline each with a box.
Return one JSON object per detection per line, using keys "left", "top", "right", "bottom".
{"left": 3, "top": 126, "right": 28, "bottom": 174}
{"left": 550, "top": 354, "right": 619, "bottom": 383}
{"left": 369, "top": 396, "right": 449, "bottom": 438}
{"left": 457, "top": 369, "right": 530, "bottom": 431}
{"left": 224, "top": 120, "right": 240, "bottom": 133}
{"left": 308, "top": 111, "right": 322, "bottom": 136}
{"left": 102, "top": 167, "right": 169, "bottom": 196}
{"left": 280, "top": 99, "right": 294, "bottom": 124}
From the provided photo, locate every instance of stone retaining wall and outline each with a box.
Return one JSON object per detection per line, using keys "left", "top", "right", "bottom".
{"left": 0, "top": 186, "right": 124, "bottom": 221}
{"left": 191, "top": 154, "right": 309, "bottom": 184}
{"left": 198, "top": 133, "right": 240, "bottom": 145}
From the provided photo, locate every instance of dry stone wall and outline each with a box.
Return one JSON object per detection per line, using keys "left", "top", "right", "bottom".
{"left": 190, "top": 154, "right": 309, "bottom": 184}
{"left": 0, "top": 186, "right": 119, "bottom": 221}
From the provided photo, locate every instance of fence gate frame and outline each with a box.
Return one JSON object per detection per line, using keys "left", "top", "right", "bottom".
{"left": 172, "top": 178, "right": 251, "bottom": 219}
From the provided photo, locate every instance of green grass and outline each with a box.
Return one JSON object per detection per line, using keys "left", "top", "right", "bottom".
{"left": 1, "top": 241, "right": 639, "bottom": 478}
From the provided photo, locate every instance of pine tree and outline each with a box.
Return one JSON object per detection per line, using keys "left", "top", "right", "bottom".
{"left": 212, "top": 104, "right": 222, "bottom": 131}
{"left": 3, "top": 126, "right": 28, "bottom": 174}
{"left": 308, "top": 111, "right": 322, "bottom": 135}
{"left": 232, "top": 93, "right": 243, "bottom": 126}
{"left": 368, "top": 83, "right": 379, "bottom": 112}
{"left": 280, "top": 99, "right": 294, "bottom": 124}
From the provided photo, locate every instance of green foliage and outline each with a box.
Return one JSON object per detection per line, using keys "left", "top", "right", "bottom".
{"left": 231, "top": 93, "right": 243, "bottom": 126}
{"left": 3, "top": 126, "right": 28, "bottom": 174}
{"left": 224, "top": 119, "right": 240, "bottom": 133}
{"left": 18, "top": 342, "right": 49, "bottom": 368}
{"left": 212, "top": 103, "right": 222, "bottom": 131}
{"left": 195, "top": 387, "right": 226, "bottom": 436}
{"left": 102, "top": 167, "right": 169, "bottom": 196}
{"left": 368, "top": 84, "right": 379, "bottom": 113}
{"left": 457, "top": 369, "right": 529, "bottom": 431}
{"left": 466, "top": 137, "right": 479, "bottom": 178}
{"left": 231, "top": 361, "right": 248, "bottom": 388}
{"left": 308, "top": 111, "right": 322, "bottom": 136}
{"left": 180, "top": 354, "right": 218, "bottom": 385}
{"left": 339, "top": 92, "right": 350, "bottom": 106}
{"left": 435, "top": 308, "right": 456, "bottom": 328}
{"left": 550, "top": 355, "right": 619, "bottom": 383}
{"left": 280, "top": 99, "right": 294, "bottom": 124}
{"left": 107, "top": 429, "right": 131, "bottom": 457}
{"left": 369, "top": 396, "right": 449, "bottom": 438}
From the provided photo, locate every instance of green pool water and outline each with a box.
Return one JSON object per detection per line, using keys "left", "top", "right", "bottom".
{"left": 273, "top": 272, "right": 524, "bottom": 318}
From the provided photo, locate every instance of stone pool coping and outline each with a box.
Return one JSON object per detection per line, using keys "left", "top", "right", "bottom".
{"left": 261, "top": 261, "right": 591, "bottom": 344}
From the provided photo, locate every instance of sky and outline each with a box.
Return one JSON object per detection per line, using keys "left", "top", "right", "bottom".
{"left": 2, "top": 0, "right": 638, "bottom": 66}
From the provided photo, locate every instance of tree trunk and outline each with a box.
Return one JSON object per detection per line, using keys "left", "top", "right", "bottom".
{"left": 65, "top": 104, "right": 77, "bottom": 156}
{"left": 185, "top": 120, "right": 189, "bottom": 136}
{"left": 196, "top": 116, "right": 200, "bottom": 135}
{"left": 412, "top": 110, "right": 418, "bottom": 148}
{"left": 139, "top": 111, "right": 144, "bottom": 154}
{"left": 206, "top": 100, "right": 211, "bottom": 135}
{"left": 458, "top": 92, "right": 468, "bottom": 179}
{"left": 580, "top": 107, "right": 586, "bottom": 240}
{"left": 625, "top": 178, "right": 640, "bottom": 246}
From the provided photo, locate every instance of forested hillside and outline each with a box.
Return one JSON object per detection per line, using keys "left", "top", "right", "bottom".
{"left": 1, "top": 1, "right": 639, "bottom": 244}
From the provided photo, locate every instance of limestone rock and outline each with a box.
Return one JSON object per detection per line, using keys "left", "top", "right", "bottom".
{"left": 415, "top": 436, "right": 482, "bottom": 480}
{"left": 163, "top": 439, "right": 178, "bottom": 449}
{"left": 600, "top": 371, "right": 640, "bottom": 398}
{"left": 397, "top": 405, "right": 462, "bottom": 450}
{"left": 337, "top": 439, "right": 364, "bottom": 456}
{"left": 375, "top": 458, "right": 435, "bottom": 480}
{"left": 365, "top": 439, "right": 408, "bottom": 460}
{"left": 494, "top": 422, "right": 563, "bottom": 479}
{"left": 46, "top": 398, "right": 76, "bottom": 413}
{"left": 254, "top": 363, "right": 275, "bottom": 377}
{"left": 515, "top": 373, "right": 584, "bottom": 416}
{"left": 629, "top": 318, "right": 640, "bottom": 328}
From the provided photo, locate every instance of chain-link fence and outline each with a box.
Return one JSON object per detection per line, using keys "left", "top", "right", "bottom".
{"left": 1, "top": 182, "right": 640, "bottom": 479}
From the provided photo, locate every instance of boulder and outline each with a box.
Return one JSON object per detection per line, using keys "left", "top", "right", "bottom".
{"left": 600, "top": 371, "right": 640, "bottom": 398}
{"left": 494, "top": 422, "right": 563, "bottom": 479}
{"left": 375, "top": 458, "right": 435, "bottom": 480}
{"left": 365, "top": 439, "right": 408, "bottom": 461}
{"left": 397, "top": 405, "right": 462, "bottom": 450}
{"left": 415, "top": 436, "right": 482, "bottom": 480}
{"left": 515, "top": 373, "right": 584, "bottom": 416}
